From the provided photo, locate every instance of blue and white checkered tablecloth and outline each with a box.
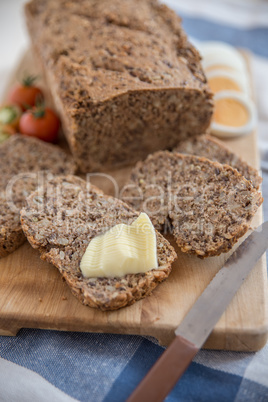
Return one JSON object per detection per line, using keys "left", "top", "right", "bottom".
{"left": 0, "top": 1, "right": 268, "bottom": 401}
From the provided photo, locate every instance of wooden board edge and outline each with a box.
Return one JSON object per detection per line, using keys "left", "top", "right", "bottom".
{"left": 0, "top": 325, "right": 20, "bottom": 337}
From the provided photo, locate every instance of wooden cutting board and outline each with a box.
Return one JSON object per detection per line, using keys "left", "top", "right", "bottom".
{"left": 0, "top": 50, "right": 267, "bottom": 351}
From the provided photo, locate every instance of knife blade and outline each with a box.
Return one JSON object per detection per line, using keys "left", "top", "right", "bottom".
{"left": 127, "top": 221, "right": 268, "bottom": 402}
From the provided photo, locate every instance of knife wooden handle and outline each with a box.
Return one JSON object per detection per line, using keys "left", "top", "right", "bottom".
{"left": 127, "top": 335, "right": 199, "bottom": 402}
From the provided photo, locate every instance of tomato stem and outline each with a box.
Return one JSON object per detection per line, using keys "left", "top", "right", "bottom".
{"left": 22, "top": 75, "right": 38, "bottom": 87}
{"left": 33, "top": 107, "right": 46, "bottom": 119}
{"left": 35, "top": 94, "right": 45, "bottom": 108}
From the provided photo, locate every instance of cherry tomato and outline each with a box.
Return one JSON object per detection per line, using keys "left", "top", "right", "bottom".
{"left": 8, "top": 75, "right": 44, "bottom": 111}
{"left": 19, "top": 107, "right": 60, "bottom": 143}
{"left": 0, "top": 104, "right": 22, "bottom": 129}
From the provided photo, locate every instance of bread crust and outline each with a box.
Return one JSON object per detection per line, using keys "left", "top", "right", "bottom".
{"left": 123, "top": 151, "right": 263, "bottom": 257}
{"left": 0, "top": 135, "right": 75, "bottom": 258}
{"left": 20, "top": 175, "right": 177, "bottom": 311}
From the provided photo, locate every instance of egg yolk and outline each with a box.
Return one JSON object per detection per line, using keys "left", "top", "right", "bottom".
{"left": 208, "top": 76, "right": 241, "bottom": 93}
{"left": 213, "top": 98, "right": 249, "bottom": 127}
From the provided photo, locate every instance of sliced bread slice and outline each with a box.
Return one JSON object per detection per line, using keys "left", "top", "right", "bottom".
{"left": 20, "top": 175, "right": 177, "bottom": 311}
{"left": 122, "top": 151, "right": 263, "bottom": 257}
{"left": 174, "top": 134, "right": 262, "bottom": 189}
{"left": 0, "top": 135, "right": 75, "bottom": 257}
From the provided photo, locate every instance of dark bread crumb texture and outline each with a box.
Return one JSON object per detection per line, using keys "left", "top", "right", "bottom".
{"left": 25, "top": 0, "right": 213, "bottom": 172}
{"left": 20, "top": 175, "right": 177, "bottom": 311}
{"left": 174, "top": 134, "right": 262, "bottom": 190}
{"left": 0, "top": 135, "right": 75, "bottom": 258}
{"left": 123, "top": 151, "right": 263, "bottom": 257}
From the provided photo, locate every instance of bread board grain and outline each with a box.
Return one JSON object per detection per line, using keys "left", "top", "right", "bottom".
{"left": 0, "top": 50, "right": 267, "bottom": 351}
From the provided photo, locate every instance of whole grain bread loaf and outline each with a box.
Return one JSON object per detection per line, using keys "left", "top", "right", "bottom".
{"left": 174, "top": 134, "right": 262, "bottom": 189}
{"left": 20, "top": 175, "right": 177, "bottom": 311}
{"left": 25, "top": 0, "right": 213, "bottom": 172}
{"left": 122, "top": 151, "right": 263, "bottom": 257}
{"left": 0, "top": 135, "right": 75, "bottom": 258}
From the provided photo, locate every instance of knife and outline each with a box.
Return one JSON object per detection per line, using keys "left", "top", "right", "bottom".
{"left": 127, "top": 221, "right": 268, "bottom": 402}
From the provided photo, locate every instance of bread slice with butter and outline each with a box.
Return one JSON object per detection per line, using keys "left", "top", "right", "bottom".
{"left": 0, "top": 135, "right": 75, "bottom": 258}
{"left": 20, "top": 175, "right": 177, "bottom": 311}
{"left": 174, "top": 134, "right": 262, "bottom": 189}
{"left": 122, "top": 151, "right": 263, "bottom": 258}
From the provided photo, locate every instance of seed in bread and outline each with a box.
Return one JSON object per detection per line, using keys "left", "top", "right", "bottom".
{"left": 25, "top": 0, "right": 213, "bottom": 172}
{"left": 20, "top": 175, "right": 177, "bottom": 311}
{"left": 122, "top": 151, "right": 263, "bottom": 257}
{"left": 0, "top": 135, "right": 75, "bottom": 258}
{"left": 174, "top": 134, "right": 262, "bottom": 189}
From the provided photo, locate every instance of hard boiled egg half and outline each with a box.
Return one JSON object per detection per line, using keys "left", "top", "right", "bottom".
{"left": 199, "top": 41, "right": 248, "bottom": 74}
{"left": 211, "top": 91, "right": 257, "bottom": 138}
{"left": 206, "top": 69, "right": 249, "bottom": 95}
